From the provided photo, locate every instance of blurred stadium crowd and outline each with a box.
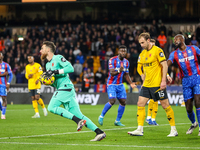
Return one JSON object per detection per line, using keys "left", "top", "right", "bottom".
{"left": 1, "top": 20, "right": 200, "bottom": 90}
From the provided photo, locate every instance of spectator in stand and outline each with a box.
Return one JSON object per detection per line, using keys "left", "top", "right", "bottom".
{"left": 191, "top": 36, "right": 198, "bottom": 45}
{"left": 68, "top": 49, "right": 75, "bottom": 65}
{"left": 73, "top": 76, "right": 82, "bottom": 85}
{"left": 73, "top": 60, "right": 83, "bottom": 79}
{"left": 75, "top": 51, "right": 84, "bottom": 65}
{"left": 95, "top": 67, "right": 105, "bottom": 84}
{"left": 82, "top": 73, "right": 90, "bottom": 92}
{"left": 73, "top": 46, "right": 81, "bottom": 57}
{"left": 99, "top": 47, "right": 106, "bottom": 70}
{"left": 86, "top": 68, "right": 94, "bottom": 84}
{"left": 157, "top": 31, "right": 167, "bottom": 49}
{"left": 86, "top": 56, "right": 94, "bottom": 70}
{"left": 160, "top": 23, "right": 167, "bottom": 36}
{"left": 4, "top": 35, "right": 12, "bottom": 48}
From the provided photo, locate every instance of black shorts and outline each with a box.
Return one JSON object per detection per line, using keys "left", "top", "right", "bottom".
{"left": 139, "top": 86, "right": 168, "bottom": 101}
{"left": 29, "top": 89, "right": 41, "bottom": 96}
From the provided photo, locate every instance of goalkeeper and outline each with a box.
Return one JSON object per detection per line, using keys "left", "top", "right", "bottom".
{"left": 40, "top": 41, "right": 106, "bottom": 142}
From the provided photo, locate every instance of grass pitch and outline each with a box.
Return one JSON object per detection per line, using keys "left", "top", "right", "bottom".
{"left": 0, "top": 104, "right": 199, "bottom": 150}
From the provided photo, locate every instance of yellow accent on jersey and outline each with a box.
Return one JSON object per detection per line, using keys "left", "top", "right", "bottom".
{"left": 137, "top": 46, "right": 166, "bottom": 87}
{"left": 25, "top": 62, "right": 43, "bottom": 90}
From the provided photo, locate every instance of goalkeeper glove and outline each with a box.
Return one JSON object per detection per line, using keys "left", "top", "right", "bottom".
{"left": 45, "top": 70, "right": 59, "bottom": 78}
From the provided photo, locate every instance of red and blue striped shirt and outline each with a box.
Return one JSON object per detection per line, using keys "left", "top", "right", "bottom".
{"left": 107, "top": 56, "right": 129, "bottom": 85}
{"left": 0, "top": 61, "right": 13, "bottom": 87}
{"left": 168, "top": 45, "right": 200, "bottom": 78}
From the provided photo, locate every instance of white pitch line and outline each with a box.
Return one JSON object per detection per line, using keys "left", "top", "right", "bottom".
{"left": 0, "top": 123, "right": 190, "bottom": 140}
{"left": 0, "top": 142, "right": 199, "bottom": 149}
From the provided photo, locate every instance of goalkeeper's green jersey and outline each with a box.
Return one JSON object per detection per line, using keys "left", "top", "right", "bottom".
{"left": 46, "top": 55, "right": 74, "bottom": 90}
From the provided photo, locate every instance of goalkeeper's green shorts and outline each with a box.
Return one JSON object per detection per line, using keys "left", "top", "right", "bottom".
{"left": 49, "top": 88, "right": 79, "bottom": 108}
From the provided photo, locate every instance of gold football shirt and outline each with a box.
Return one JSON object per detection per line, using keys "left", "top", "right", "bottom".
{"left": 137, "top": 45, "right": 166, "bottom": 87}
{"left": 25, "top": 62, "right": 43, "bottom": 90}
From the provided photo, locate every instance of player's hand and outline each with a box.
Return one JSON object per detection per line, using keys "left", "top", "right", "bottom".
{"left": 167, "top": 75, "right": 172, "bottom": 83}
{"left": 45, "top": 70, "right": 59, "bottom": 78}
{"left": 6, "top": 84, "right": 10, "bottom": 91}
{"left": 119, "top": 63, "right": 124, "bottom": 72}
{"left": 28, "top": 74, "right": 33, "bottom": 78}
{"left": 130, "top": 82, "right": 136, "bottom": 89}
{"left": 160, "top": 81, "right": 166, "bottom": 90}
{"left": 35, "top": 79, "right": 39, "bottom": 85}
{"left": 0, "top": 71, "right": 8, "bottom": 77}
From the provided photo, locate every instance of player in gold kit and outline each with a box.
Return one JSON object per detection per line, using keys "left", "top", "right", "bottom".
{"left": 25, "top": 54, "right": 48, "bottom": 118}
{"left": 128, "top": 33, "right": 178, "bottom": 137}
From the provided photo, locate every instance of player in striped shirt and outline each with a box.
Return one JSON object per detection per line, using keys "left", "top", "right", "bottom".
{"left": 0, "top": 52, "right": 13, "bottom": 119}
{"left": 98, "top": 45, "right": 136, "bottom": 126}
{"left": 168, "top": 34, "right": 200, "bottom": 136}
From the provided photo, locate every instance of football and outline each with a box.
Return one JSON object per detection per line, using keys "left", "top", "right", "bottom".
{"left": 39, "top": 73, "right": 55, "bottom": 85}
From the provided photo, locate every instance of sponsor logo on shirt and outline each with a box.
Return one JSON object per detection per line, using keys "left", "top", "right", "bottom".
{"left": 179, "top": 55, "right": 194, "bottom": 62}
{"left": 0, "top": 69, "right": 5, "bottom": 72}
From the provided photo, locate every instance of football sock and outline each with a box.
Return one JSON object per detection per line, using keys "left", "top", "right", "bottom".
{"left": 2, "top": 106, "right": 6, "bottom": 115}
{"left": 147, "top": 99, "right": 154, "bottom": 118}
{"left": 187, "top": 111, "right": 196, "bottom": 124}
{"left": 196, "top": 108, "right": 200, "bottom": 127}
{"left": 137, "top": 106, "right": 145, "bottom": 126}
{"left": 32, "top": 100, "right": 39, "bottom": 113}
{"left": 94, "top": 128, "right": 104, "bottom": 135}
{"left": 164, "top": 105, "right": 175, "bottom": 126}
{"left": 38, "top": 98, "right": 45, "bottom": 109}
{"left": 72, "top": 116, "right": 81, "bottom": 124}
{"left": 116, "top": 104, "right": 125, "bottom": 122}
{"left": 100, "top": 102, "right": 112, "bottom": 117}
{"left": 152, "top": 101, "right": 158, "bottom": 120}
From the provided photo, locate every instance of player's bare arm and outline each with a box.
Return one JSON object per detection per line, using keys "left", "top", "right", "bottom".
{"left": 160, "top": 60, "right": 168, "bottom": 90}
{"left": 0, "top": 71, "right": 8, "bottom": 77}
{"left": 124, "top": 73, "right": 136, "bottom": 88}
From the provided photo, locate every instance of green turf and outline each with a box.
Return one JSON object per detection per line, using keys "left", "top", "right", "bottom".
{"left": 0, "top": 104, "right": 199, "bottom": 150}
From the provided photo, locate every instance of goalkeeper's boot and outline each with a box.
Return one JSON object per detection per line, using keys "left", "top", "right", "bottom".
{"left": 77, "top": 119, "right": 86, "bottom": 131}
{"left": 90, "top": 132, "right": 106, "bottom": 141}
{"left": 43, "top": 108, "right": 48, "bottom": 116}
{"left": 128, "top": 129, "right": 143, "bottom": 136}
{"left": 146, "top": 118, "right": 153, "bottom": 125}
{"left": 114, "top": 121, "right": 125, "bottom": 126}
{"left": 1, "top": 115, "right": 5, "bottom": 119}
{"left": 98, "top": 116, "right": 104, "bottom": 126}
{"left": 186, "top": 122, "right": 198, "bottom": 134}
{"left": 32, "top": 113, "right": 40, "bottom": 118}
{"left": 167, "top": 129, "right": 178, "bottom": 137}
{"left": 152, "top": 120, "right": 159, "bottom": 126}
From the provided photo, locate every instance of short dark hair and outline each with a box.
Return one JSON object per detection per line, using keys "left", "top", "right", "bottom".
{"left": 139, "top": 32, "right": 151, "bottom": 41}
{"left": 119, "top": 45, "right": 127, "bottom": 50}
{"left": 43, "top": 41, "right": 56, "bottom": 53}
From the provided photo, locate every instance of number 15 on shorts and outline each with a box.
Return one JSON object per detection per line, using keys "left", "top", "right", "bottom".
{"left": 154, "top": 90, "right": 165, "bottom": 100}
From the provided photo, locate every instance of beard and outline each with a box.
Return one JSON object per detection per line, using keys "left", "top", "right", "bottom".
{"left": 40, "top": 53, "right": 47, "bottom": 61}
{"left": 175, "top": 42, "right": 181, "bottom": 49}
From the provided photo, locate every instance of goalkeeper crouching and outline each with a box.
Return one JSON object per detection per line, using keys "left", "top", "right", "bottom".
{"left": 40, "top": 41, "right": 106, "bottom": 141}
